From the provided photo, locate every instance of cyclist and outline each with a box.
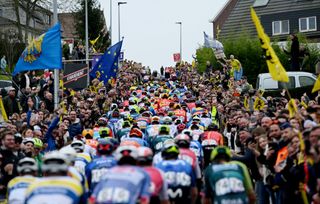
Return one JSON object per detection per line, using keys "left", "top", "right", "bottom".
{"left": 7, "top": 158, "right": 38, "bottom": 204}
{"left": 90, "top": 146, "right": 151, "bottom": 204}
{"left": 137, "top": 147, "right": 169, "bottom": 204}
{"left": 85, "top": 139, "right": 117, "bottom": 194}
{"left": 155, "top": 143, "right": 197, "bottom": 204}
{"left": 24, "top": 151, "right": 86, "bottom": 204}
{"left": 203, "top": 146, "right": 256, "bottom": 204}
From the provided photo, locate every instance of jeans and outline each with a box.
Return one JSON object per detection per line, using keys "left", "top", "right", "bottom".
{"left": 234, "top": 67, "right": 243, "bottom": 81}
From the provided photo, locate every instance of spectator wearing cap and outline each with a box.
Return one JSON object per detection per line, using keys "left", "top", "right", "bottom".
{"left": 2, "top": 87, "right": 19, "bottom": 117}
{"left": 22, "top": 138, "right": 34, "bottom": 157}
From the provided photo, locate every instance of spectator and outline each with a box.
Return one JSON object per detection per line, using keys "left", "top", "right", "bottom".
{"left": 2, "top": 87, "right": 20, "bottom": 117}
{"left": 0, "top": 56, "right": 6, "bottom": 71}
{"left": 68, "top": 111, "right": 83, "bottom": 139}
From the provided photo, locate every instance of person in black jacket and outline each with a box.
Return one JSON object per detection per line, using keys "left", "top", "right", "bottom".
{"left": 284, "top": 34, "right": 300, "bottom": 71}
{"left": 2, "top": 88, "right": 20, "bottom": 117}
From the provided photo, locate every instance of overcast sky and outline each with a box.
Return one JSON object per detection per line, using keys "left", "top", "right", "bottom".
{"left": 99, "top": 0, "right": 228, "bottom": 71}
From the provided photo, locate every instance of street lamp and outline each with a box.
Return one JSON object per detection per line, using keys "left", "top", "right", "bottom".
{"left": 118, "top": 2, "right": 127, "bottom": 42}
{"left": 175, "top": 22, "right": 182, "bottom": 62}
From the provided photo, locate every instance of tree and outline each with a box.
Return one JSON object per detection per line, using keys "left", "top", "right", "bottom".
{"left": 75, "top": 0, "right": 110, "bottom": 52}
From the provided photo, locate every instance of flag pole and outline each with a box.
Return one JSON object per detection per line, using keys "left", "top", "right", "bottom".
{"left": 85, "top": 0, "right": 90, "bottom": 87}
{"left": 53, "top": 0, "right": 59, "bottom": 110}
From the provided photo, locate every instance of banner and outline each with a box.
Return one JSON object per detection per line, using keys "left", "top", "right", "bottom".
{"left": 63, "top": 63, "right": 88, "bottom": 90}
{"left": 173, "top": 53, "right": 181, "bottom": 62}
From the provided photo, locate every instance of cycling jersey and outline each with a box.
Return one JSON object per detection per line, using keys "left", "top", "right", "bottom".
{"left": 142, "top": 166, "right": 168, "bottom": 203}
{"left": 204, "top": 161, "right": 253, "bottom": 204}
{"left": 90, "top": 165, "right": 151, "bottom": 204}
{"left": 24, "top": 176, "right": 85, "bottom": 204}
{"left": 155, "top": 159, "right": 196, "bottom": 203}
{"left": 74, "top": 152, "right": 92, "bottom": 176}
{"left": 85, "top": 155, "right": 117, "bottom": 193}
{"left": 7, "top": 176, "right": 37, "bottom": 204}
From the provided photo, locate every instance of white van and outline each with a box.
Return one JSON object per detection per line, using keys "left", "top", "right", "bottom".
{"left": 256, "top": 72, "right": 317, "bottom": 90}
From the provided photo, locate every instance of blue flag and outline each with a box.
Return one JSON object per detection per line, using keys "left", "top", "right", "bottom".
{"left": 13, "top": 23, "right": 62, "bottom": 76}
{"left": 90, "top": 40, "right": 123, "bottom": 85}
{"left": 203, "top": 32, "right": 224, "bottom": 50}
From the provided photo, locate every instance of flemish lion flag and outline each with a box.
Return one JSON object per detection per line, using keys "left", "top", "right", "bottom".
{"left": 250, "top": 7, "right": 288, "bottom": 82}
{"left": 288, "top": 99, "right": 298, "bottom": 118}
{"left": 312, "top": 75, "right": 320, "bottom": 93}
{"left": 254, "top": 97, "right": 265, "bottom": 111}
{"left": 0, "top": 96, "right": 8, "bottom": 122}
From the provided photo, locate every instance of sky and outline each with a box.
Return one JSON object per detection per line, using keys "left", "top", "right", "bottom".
{"left": 99, "top": 0, "right": 228, "bottom": 71}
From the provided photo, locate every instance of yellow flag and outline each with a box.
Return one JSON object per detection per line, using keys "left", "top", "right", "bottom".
{"left": 90, "top": 34, "right": 100, "bottom": 46}
{"left": 288, "top": 99, "right": 298, "bottom": 118}
{"left": 250, "top": 7, "right": 289, "bottom": 82}
{"left": 254, "top": 97, "right": 265, "bottom": 111}
{"left": 244, "top": 96, "right": 249, "bottom": 110}
{"left": 0, "top": 96, "right": 8, "bottom": 122}
{"left": 312, "top": 75, "right": 320, "bottom": 93}
{"left": 300, "top": 100, "right": 308, "bottom": 109}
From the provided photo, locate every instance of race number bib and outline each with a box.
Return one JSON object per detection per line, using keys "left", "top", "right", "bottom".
{"left": 215, "top": 177, "right": 245, "bottom": 196}
{"left": 97, "top": 187, "right": 130, "bottom": 203}
{"left": 91, "top": 168, "right": 110, "bottom": 183}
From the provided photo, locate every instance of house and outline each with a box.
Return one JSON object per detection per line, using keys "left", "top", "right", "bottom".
{"left": 58, "top": 13, "right": 79, "bottom": 45}
{"left": 213, "top": 0, "right": 320, "bottom": 41}
{"left": 0, "top": 0, "right": 53, "bottom": 43}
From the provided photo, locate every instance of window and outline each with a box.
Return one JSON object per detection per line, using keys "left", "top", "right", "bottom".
{"left": 253, "top": 0, "right": 270, "bottom": 7}
{"left": 278, "top": 77, "right": 295, "bottom": 89}
{"left": 263, "top": 77, "right": 278, "bottom": 89}
{"left": 44, "top": 14, "right": 50, "bottom": 25}
{"left": 299, "top": 76, "right": 315, "bottom": 87}
{"left": 299, "top": 17, "right": 317, "bottom": 32}
{"left": 272, "top": 20, "right": 289, "bottom": 35}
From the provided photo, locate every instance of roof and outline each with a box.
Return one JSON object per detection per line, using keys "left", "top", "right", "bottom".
{"left": 218, "top": 0, "right": 320, "bottom": 39}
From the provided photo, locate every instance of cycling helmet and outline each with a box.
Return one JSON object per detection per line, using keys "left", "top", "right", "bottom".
{"left": 129, "top": 127, "right": 143, "bottom": 138}
{"left": 97, "top": 117, "right": 108, "bottom": 126}
{"left": 137, "top": 147, "right": 154, "bottom": 163}
{"left": 110, "top": 103, "right": 118, "bottom": 110}
{"left": 161, "top": 143, "right": 179, "bottom": 159}
{"left": 59, "top": 146, "right": 77, "bottom": 164}
{"left": 182, "top": 129, "right": 193, "bottom": 138}
{"left": 122, "top": 120, "right": 131, "bottom": 128}
{"left": 174, "top": 104, "right": 181, "bottom": 109}
{"left": 195, "top": 101, "right": 203, "bottom": 107}
{"left": 114, "top": 145, "right": 138, "bottom": 163}
{"left": 70, "top": 140, "right": 85, "bottom": 153}
{"left": 96, "top": 138, "right": 114, "bottom": 155}
{"left": 42, "top": 151, "right": 69, "bottom": 174}
{"left": 175, "top": 134, "right": 190, "bottom": 148}
{"left": 192, "top": 116, "right": 201, "bottom": 123}
{"left": 162, "top": 116, "right": 173, "bottom": 125}
{"left": 141, "top": 111, "right": 152, "bottom": 118}
{"left": 82, "top": 129, "right": 94, "bottom": 139}
{"left": 33, "top": 138, "right": 43, "bottom": 149}
{"left": 111, "top": 109, "right": 120, "bottom": 118}
{"left": 151, "top": 116, "right": 160, "bottom": 125}
{"left": 210, "top": 146, "right": 232, "bottom": 161}
{"left": 99, "top": 127, "right": 112, "bottom": 138}
{"left": 177, "top": 123, "right": 186, "bottom": 132}
{"left": 17, "top": 157, "right": 37, "bottom": 174}
{"left": 120, "top": 140, "right": 141, "bottom": 148}
{"left": 159, "top": 125, "right": 170, "bottom": 135}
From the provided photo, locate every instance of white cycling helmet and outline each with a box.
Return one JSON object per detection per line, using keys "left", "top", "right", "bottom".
{"left": 42, "top": 151, "right": 69, "bottom": 174}
{"left": 17, "top": 157, "right": 37, "bottom": 174}
{"left": 70, "top": 140, "right": 85, "bottom": 153}
{"left": 60, "top": 146, "right": 77, "bottom": 164}
{"left": 162, "top": 116, "right": 173, "bottom": 125}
